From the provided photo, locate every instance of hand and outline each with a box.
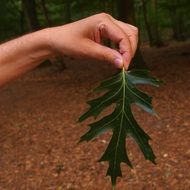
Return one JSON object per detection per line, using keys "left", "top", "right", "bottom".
{"left": 44, "top": 13, "right": 138, "bottom": 70}
{"left": 0, "top": 13, "right": 138, "bottom": 86}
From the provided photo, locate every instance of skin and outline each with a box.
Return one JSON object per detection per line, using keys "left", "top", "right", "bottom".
{"left": 0, "top": 13, "right": 138, "bottom": 87}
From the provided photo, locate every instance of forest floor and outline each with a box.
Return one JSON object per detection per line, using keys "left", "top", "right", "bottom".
{"left": 0, "top": 42, "right": 190, "bottom": 190}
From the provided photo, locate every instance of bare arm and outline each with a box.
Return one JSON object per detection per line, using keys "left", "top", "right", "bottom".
{"left": 0, "top": 13, "right": 138, "bottom": 87}
{"left": 0, "top": 30, "right": 52, "bottom": 86}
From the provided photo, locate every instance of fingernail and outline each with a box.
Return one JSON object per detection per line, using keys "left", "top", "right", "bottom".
{"left": 114, "top": 58, "right": 123, "bottom": 68}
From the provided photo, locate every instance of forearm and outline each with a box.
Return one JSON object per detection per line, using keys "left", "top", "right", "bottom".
{"left": 0, "top": 14, "right": 138, "bottom": 87}
{"left": 0, "top": 29, "right": 52, "bottom": 86}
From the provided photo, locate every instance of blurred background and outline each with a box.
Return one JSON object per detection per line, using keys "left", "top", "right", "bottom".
{"left": 0, "top": 1, "right": 190, "bottom": 190}
{"left": 0, "top": 0, "right": 190, "bottom": 45}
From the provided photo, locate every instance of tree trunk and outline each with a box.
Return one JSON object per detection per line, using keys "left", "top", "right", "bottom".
{"left": 172, "top": 14, "right": 185, "bottom": 40}
{"left": 117, "top": 0, "right": 147, "bottom": 69}
{"left": 19, "top": 9, "right": 25, "bottom": 34}
{"left": 117, "top": 0, "right": 136, "bottom": 24}
{"left": 102, "top": 0, "right": 115, "bottom": 15}
{"left": 151, "top": 0, "right": 163, "bottom": 46}
{"left": 40, "top": 0, "right": 51, "bottom": 26}
{"left": 169, "top": 0, "right": 185, "bottom": 41}
{"left": 22, "top": 0, "right": 40, "bottom": 31}
{"left": 10, "top": 0, "right": 25, "bottom": 34}
{"left": 141, "top": 0, "right": 154, "bottom": 45}
{"left": 65, "top": 0, "right": 71, "bottom": 23}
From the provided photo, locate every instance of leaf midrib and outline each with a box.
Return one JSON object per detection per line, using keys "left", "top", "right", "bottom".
{"left": 113, "top": 68, "right": 126, "bottom": 175}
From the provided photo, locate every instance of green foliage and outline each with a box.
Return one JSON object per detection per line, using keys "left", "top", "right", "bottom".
{"left": 0, "top": 0, "right": 22, "bottom": 40}
{"left": 0, "top": 0, "right": 190, "bottom": 43}
{"left": 79, "top": 68, "right": 162, "bottom": 187}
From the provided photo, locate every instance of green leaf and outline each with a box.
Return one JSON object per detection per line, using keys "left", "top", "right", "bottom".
{"left": 78, "top": 68, "right": 162, "bottom": 187}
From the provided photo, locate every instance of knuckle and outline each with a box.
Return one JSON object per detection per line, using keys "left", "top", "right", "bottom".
{"left": 96, "top": 13, "right": 113, "bottom": 27}
{"left": 133, "top": 26, "right": 139, "bottom": 35}
{"left": 98, "top": 12, "right": 109, "bottom": 18}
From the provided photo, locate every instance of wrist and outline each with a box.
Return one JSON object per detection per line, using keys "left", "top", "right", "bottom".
{"left": 38, "top": 27, "right": 60, "bottom": 57}
{"left": 31, "top": 28, "right": 55, "bottom": 58}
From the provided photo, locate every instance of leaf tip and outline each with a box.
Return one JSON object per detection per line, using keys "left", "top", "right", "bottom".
{"left": 78, "top": 118, "right": 82, "bottom": 123}
{"left": 77, "top": 138, "right": 83, "bottom": 144}
{"left": 78, "top": 113, "right": 88, "bottom": 122}
{"left": 152, "top": 158, "right": 157, "bottom": 165}
{"left": 148, "top": 154, "right": 157, "bottom": 165}
{"left": 128, "top": 162, "right": 133, "bottom": 169}
{"left": 154, "top": 112, "right": 160, "bottom": 119}
{"left": 112, "top": 183, "right": 116, "bottom": 190}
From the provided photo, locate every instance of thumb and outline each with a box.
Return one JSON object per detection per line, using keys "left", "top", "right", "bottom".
{"left": 85, "top": 40, "right": 124, "bottom": 69}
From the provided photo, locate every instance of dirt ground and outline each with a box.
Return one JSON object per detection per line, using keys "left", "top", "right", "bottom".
{"left": 0, "top": 42, "right": 190, "bottom": 190}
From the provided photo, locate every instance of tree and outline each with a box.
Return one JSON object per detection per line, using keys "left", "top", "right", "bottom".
{"left": 40, "top": 0, "right": 52, "bottom": 26}
{"left": 141, "top": 0, "right": 154, "bottom": 45}
{"left": 22, "top": 0, "right": 40, "bottom": 31}
{"left": 117, "top": 0, "right": 147, "bottom": 69}
{"left": 140, "top": 0, "right": 163, "bottom": 46}
{"left": 117, "top": 0, "right": 136, "bottom": 24}
{"left": 65, "top": 0, "right": 72, "bottom": 23}
{"left": 168, "top": 0, "right": 186, "bottom": 40}
{"left": 150, "top": 0, "right": 163, "bottom": 46}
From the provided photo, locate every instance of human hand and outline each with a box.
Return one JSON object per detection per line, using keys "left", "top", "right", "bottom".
{"left": 44, "top": 13, "right": 138, "bottom": 70}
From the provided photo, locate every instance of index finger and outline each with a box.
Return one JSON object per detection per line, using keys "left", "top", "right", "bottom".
{"left": 109, "top": 17, "right": 139, "bottom": 57}
{"left": 98, "top": 19, "right": 133, "bottom": 69}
